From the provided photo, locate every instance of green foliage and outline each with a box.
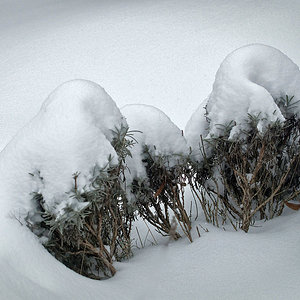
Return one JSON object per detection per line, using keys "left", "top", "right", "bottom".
{"left": 275, "top": 95, "right": 300, "bottom": 118}
{"left": 28, "top": 124, "right": 136, "bottom": 279}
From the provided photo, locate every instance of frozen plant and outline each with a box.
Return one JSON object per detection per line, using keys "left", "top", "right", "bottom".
{"left": 12, "top": 79, "right": 138, "bottom": 279}
{"left": 186, "top": 44, "right": 300, "bottom": 150}
{"left": 121, "top": 104, "right": 192, "bottom": 241}
{"left": 189, "top": 110, "right": 300, "bottom": 232}
{"left": 185, "top": 44, "right": 300, "bottom": 232}
{"left": 28, "top": 123, "right": 137, "bottom": 279}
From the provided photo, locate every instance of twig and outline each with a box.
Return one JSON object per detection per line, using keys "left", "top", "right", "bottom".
{"left": 143, "top": 219, "right": 158, "bottom": 245}
{"left": 196, "top": 226, "right": 201, "bottom": 238}
{"left": 136, "top": 227, "right": 144, "bottom": 248}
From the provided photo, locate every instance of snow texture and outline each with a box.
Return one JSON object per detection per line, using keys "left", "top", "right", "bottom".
{"left": 121, "top": 104, "right": 188, "bottom": 184}
{"left": 2, "top": 0, "right": 300, "bottom": 151}
{"left": 186, "top": 44, "right": 300, "bottom": 156}
{"left": 1, "top": 1, "right": 300, "bottom": 299}
{"left": 0, "top": 208, "right": 299, "bottom": 300}
{"left": 0, "top": 79, "right": 125, "bottom": 218}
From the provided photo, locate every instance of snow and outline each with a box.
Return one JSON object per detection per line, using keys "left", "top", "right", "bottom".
{"left": 2, "top": 0, "right": 300, "bottom": 151}
{"left": 185, "top": 98, "right": 209, "bottom": 159}
{"left": 1, "top": 210, "right": 300, "bottom": 300}
{"left": 0, "top": 79, "right": 125, "bottom": 217}
{"left": 121, "top": 104, "right": 188, "bottom": 184}
{"left": 1, "top": 1, "right": 300, "bottom": 299}
{"left": 186, "top": 44, "right": 300, "bottom": 150}
{"left": 122, "top": 104, "right": 187, "bottom": 158}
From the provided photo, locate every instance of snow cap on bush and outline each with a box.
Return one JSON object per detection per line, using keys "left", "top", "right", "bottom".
{"left": 186, "top": 44, "right": 300, "bottom": 157}
{"left": 121, "top": 104, "right": 188, "bottom": 183}
{"left": 0, "top": 79, "right": 126, "bottom": 216}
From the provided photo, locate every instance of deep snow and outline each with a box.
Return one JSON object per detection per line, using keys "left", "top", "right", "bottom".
{"left": 1, "top": 210, "right": 299, "bottom": 300}
{"left": 1, "top": 0, "right": 300, "bottom": 150}
{"left": 1, "top": 1, "right": 300, "bottom": 300}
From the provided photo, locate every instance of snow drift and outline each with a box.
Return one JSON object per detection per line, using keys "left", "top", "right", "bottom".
{"left": 185, "top": 44, "right": 300, "bottom": 155}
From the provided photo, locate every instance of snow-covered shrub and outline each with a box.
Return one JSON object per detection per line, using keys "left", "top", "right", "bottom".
{"left": 21, "top": 80, "right": 136, "bottom": 279}
{"left": 186, "top": 44, "right": 300, "bottom": 144}
{"left": 189, "top": 110, "right": 300, "bottom": 232}
{"left": 185, "top": 44, "right": 300, "bottom": 232}
{"left": 29, "top": 124, "right": 136, "bottom": 279}
{"left": 121, "top": 105, "right": 192, "bottom": 241}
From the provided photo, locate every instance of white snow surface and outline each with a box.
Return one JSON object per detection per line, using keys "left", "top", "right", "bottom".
{"left": 0, "top": 79, "right": 125, "bottom": 217}
{"left": 1, "top": 210, "right": 300, "bottom": 300}
{"left": 186, "top": 44, "right": 300, "bottom": 153}
{"left": 121, "top": 104, "right": 188, "bottom": 183}
{"left": 2, "top": 0, "right": 300, "bottom": 151}
{"left": 1, "top": 1, "right": 300, "bottom": 299}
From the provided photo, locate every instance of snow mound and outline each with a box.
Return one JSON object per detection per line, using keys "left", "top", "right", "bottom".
{"left": 0, "top": 79, "right": 126, "bottom": 217}
{"left": 186, "top": 44, "right": 300, "bottom": 154}
{"left": 121, "top": 104, "right": 188, "bottom": 183}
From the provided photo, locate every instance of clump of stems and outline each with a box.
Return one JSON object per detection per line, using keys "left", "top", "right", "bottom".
{"left": 188, "top": 96, "right": 300, "bottom": 232}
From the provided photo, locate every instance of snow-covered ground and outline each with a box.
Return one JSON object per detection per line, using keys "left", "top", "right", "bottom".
{"left": 1, "top": 1, "right": 300, "bottom": 299}
{"left": 1, "top": 0, "right": 300, "bottom": 150}
{"left": 1, "top": 212, "right": 300, "bottom": 300}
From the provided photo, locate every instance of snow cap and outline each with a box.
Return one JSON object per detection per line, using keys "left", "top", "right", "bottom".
{"left": 0, "top": 79, "right": 125, "bottom": 216}
{"left": 121, "top": 104, "right": 188, "bottom": 183}
{"left": 186, "top": 44, "right": 300, "bottom": 158}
